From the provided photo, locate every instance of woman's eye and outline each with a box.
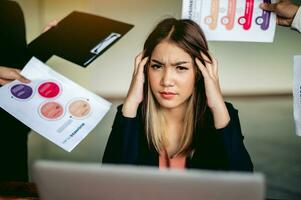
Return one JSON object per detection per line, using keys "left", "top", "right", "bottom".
{"left": 151, "top": 64, "right": 162, "bottom": 70}
{"left": 176, "top": 66, "right": 188, "bottom": 71}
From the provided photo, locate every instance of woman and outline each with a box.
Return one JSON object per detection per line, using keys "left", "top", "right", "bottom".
{"left": 103, "top": 18, "right": 253, "bottom": 171}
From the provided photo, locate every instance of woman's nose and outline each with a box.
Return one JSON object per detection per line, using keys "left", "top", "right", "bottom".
{"left": 160, "top": 68, "right": 174, "bottom": 87}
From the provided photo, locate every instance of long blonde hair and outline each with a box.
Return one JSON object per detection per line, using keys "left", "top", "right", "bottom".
{"left": 145, "top": 83, "right": 196, "bottom": 156}
{"left": 141, "top": 18, "right": 211, "bottom": 156}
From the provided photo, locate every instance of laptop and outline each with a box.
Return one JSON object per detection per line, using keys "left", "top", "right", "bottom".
{"left": 33, "top": 161, "right": 265, "bottom": 200}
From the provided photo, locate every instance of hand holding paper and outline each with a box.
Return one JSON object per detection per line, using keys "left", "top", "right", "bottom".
{"left": 260, "top": 0, "right": 299, "bottom": 27}
{"left": 182, "top": 0, "right": 277, "bottom": 42}
{"left": 0, "top": 58, "right": 111, "bottom": 151}
{"left": 0, "top": 66, "right": 30, "bottom": 85}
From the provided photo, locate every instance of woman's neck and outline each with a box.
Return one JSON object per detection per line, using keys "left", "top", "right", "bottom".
{"left": 163, "top": 106, "right": 185, "bottom": 158}
{"left": 162, "top": 102, "right": 187, "bottom": 125}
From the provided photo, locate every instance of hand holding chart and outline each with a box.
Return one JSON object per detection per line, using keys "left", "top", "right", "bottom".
{"left": 182, "top": 0, "right": 277, "bottom": 42}
{"left": 0, "top": 57, "right": 111, "bottom": 151}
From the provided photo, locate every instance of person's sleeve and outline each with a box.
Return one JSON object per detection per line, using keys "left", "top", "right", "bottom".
{"left": 5, "top": 1, "right": 31, "bottom": 67}
{"left": 216, "top": 103, "right": 254, "bottom": 172}
{"left": 102, "top": 105, "right": 140, "bottom": 165}
{"left": 292, "top": 6, "right": 301, "bottom": 33}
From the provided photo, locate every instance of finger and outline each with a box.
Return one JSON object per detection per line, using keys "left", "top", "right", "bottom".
{"left": 12, "top": 69, "right": 26, "bottom": 77}
{"left": 207, "top": 52, "right": 218, "bottom": 76}
{"left": 17, "top": 74, "right": 31, "bottom": 84}
{"left": 195, "top": 58, "right": 209, "bottom": 79}
{"left": 137, "top": 57, "right": 149, "bottom": 75}
{"left": 49, "top": 20, "right": 58, "bottom": 26}
{"left": 43, "top": 20, "right": 59, "bottom": 33}
{"left": 6, "top": 70, "right": 30, "bottom": 83}
{"left": 0, "top": 79, "right": 10, "bottom": 86}
{"left": 43, "top": 26, "right": 51, "bottom": 33}
{"left": 13, "top": 68, "right": 21, "bottom": 73}
{"left": 200, "top": 52, "right": 211, "bottom": 63}
{"left": 10, "top": 70, "right": 30, "bottom": 83}
{"left": 200, "top": 52, "right": 214, "bottom": 76}
{"left": 259, "top": 3, "right": 277, "bottom": 12}
{"left": 134, "top": 52, "right": 144, "bottom": 74}
{"left": 277, "top": 17, "right": 292, "bottom": 26}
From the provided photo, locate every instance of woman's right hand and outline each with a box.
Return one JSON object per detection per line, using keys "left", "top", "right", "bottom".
{"left": 122, "top": 52, "right": 149, "bottom": 118}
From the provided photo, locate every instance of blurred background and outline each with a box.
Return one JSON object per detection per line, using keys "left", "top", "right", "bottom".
{"left": 14, "top": 0, "right": 301, "bottom": 199}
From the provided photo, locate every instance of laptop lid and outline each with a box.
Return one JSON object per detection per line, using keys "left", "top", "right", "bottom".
{"left": 33, "top": 161, "right": 265, "bottom": 200}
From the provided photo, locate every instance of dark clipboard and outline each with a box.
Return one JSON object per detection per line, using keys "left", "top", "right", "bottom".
{"left": 28, "top": 11, "right": 134, "bottom": 67}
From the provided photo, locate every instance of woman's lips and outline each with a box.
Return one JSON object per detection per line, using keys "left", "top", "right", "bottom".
{"left": 159, "top": 92, "right": 177, "bottom": 100}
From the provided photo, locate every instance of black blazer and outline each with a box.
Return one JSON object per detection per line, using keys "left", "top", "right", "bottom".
{"left": 0, "top": 0, "right": 30, "bottom": 69}
{"left": 103, "top": 102, "right": 253, "bottom": 172}
{"left": 0, "top": 0, "right": 31, "bottom": 181}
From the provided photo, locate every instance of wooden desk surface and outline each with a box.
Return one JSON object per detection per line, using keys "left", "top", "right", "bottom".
{"left": 0, "top": 182, "right": 38, "bottom": 200}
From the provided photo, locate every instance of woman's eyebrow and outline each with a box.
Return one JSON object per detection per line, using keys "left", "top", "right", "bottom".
{"left": 151, "top": 60, "right": 190, "bottom": 66}
{"left": 151, "top": 59, "right": 164, "bottom": 65}
{"left": 171, "top": 61, "right": 189, "bottom": 66}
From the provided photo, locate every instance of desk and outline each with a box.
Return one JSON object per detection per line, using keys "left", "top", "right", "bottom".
{"left": 0, "top": 182, "right": 38, "bottom": 200}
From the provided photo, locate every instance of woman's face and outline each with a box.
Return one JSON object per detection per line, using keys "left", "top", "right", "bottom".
{"left": 148, "top": 41, "right": 195, "bottom": 110}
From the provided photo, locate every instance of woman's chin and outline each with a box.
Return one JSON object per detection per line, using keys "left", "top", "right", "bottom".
{"left": 156, "top": 99, "right": 183, "bottom": 110}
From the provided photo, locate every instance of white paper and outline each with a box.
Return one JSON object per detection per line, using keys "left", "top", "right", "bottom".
{"left": 181, "top": 0, "right": 276, "bottom": 42}
{"left": 293, "top": 55, "right": 301, "bottom": 136}
{"left": 0, "top": 57, "right": 111, "bottom": 151}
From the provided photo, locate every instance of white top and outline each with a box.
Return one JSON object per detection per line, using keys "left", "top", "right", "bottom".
{"left": 292, "top": 6, "right": 301, "bottom": 33}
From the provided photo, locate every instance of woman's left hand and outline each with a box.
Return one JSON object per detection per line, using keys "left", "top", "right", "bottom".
{"left": 195, "top": 53, "right": 230, "bottom": 129}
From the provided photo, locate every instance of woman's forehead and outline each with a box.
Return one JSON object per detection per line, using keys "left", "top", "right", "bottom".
{"left": 151, "top": 42, "right": 192, "bottom": 62}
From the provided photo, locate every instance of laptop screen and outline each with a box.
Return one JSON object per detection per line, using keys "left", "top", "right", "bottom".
{"left": 33, "top": 161, "right": 265, "bottom": 200}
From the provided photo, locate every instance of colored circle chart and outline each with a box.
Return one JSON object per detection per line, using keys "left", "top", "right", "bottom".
{"left": 39, "top": 101, "right": 64, "bottom": 120}
{"left": 38, "top": 81, "right": 61, "bottom": 98}
{"left": 10, "top": 84, "right": 33, "bottom": 100}
{"left": 68, "top": 99, "right": 91, "bottom": 119}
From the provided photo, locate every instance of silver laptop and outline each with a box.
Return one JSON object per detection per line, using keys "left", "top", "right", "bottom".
{"left": 33, "top": 161, "right": 265, "bottom": 200}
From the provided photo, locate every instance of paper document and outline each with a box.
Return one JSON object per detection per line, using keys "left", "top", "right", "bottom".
{"left": 293, "top": 55, "right": 301, "bottom": 136}
{"left": 181, "top": 0, "right": 276, "bottom": 42}
{"left": 0, "top": 57, "right": 111, "bottom": 151}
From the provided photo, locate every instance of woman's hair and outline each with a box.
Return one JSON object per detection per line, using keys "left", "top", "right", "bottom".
{"left": 141, "top": 18, "right": 212, "bottom": 156}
